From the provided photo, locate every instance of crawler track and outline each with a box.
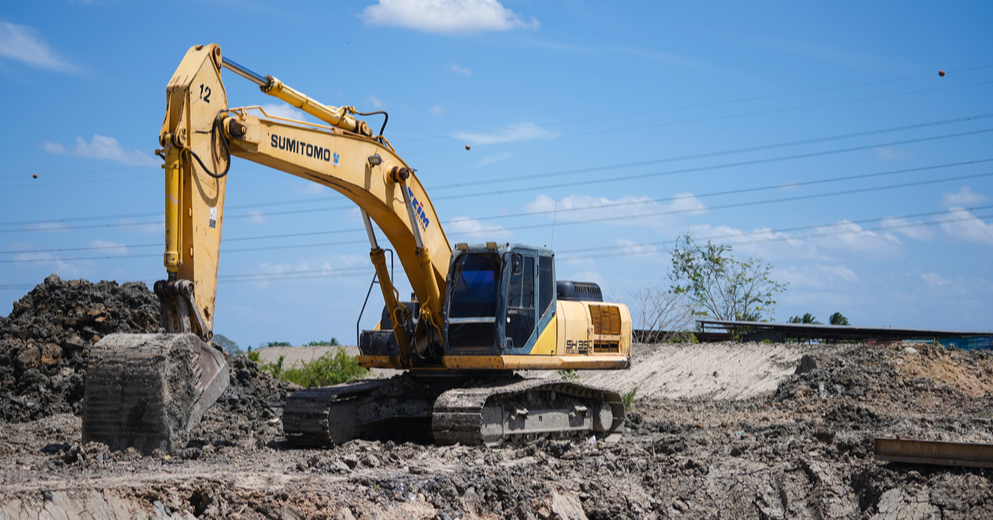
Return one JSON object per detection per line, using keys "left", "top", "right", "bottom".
{"left": 283, "top": 374, "right": 625, "bottom": 446}
{"left": 432, "top": 379, "right": 624, "bottom": 446}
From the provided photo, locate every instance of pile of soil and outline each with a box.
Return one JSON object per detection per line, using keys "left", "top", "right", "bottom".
{"left": 0, "top": 274, "right": 159, "bottom": 421}
{"left": 0, "top": 274, "right": 293, "bottom": 445}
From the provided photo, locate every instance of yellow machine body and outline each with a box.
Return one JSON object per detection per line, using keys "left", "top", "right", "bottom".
{"left": 154, "top": 43, "right": 630, "bottom": 373}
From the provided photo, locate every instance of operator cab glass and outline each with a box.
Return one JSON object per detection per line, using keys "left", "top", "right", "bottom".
{"left": 444, "top": 246, "right": 553, "bottom": 354}
{"left": 447, "top": 253, "right": 500, "bottom": 349}
{"left": 505, "top": 253, "right": 536, "bottom": 350}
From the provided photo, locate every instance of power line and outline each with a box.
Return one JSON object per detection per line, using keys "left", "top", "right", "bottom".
{"left": 395, "top": 65, "right": 993, "bottom": 145}
{"left": 554, "top": 204, "right": 993, "bottom": 255}
{"left": 467, "top": 159, "right": 993, "bottom": 221}
{"left": 444, "top": 128, "right": 993, "bottom": 199}
{"left": 8, "top": 64, "right": 987, "bottom": 185}
{"left": 0, "top": 267, "right": 377, "bottom": 292}
{"left": 4, "top": 170, "right": 990, "bottom": 264}
{"left": 4, "top": 112, "right": 989, "bottom": 229}
{"left": 498, "top": 171, "right": 993, "bottom": 232}
{"left": 556, "top": 210, "right": 993, "bottom": 259}
{"left": 0, "top": 164, "right": 156, "bottom": 181}
{"left": 431, "top": 113, "right": 993, "bottom": 190}
{"left": 406, "top": 80, "right": 993, "bottom": 154}
{"left": 5, "top": 75, "right": 991, "bottom": 192}
{"left": 4, "top": 158, "right": 989, "bottom": 256}
{"left": 2, "top": 207, "right": 989, "bottom": 291}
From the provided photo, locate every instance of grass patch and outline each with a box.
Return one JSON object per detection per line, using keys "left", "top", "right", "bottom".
{"left": 622, "top": 387, "right": 638, "bottom": 412}
{"left": 252, "top": 348, "right": 368, "bottom": 388}
{"left": 557, "top": 369, "right": 580, "bottom": 381}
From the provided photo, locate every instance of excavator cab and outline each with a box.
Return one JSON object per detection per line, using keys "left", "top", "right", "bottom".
{"left": 443, "top": 244, "right": 555, "bottom": 356}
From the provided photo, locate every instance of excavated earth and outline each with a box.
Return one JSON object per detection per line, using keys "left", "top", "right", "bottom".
{"left": 1, "top": 276, "right": 992, "bottom": 519}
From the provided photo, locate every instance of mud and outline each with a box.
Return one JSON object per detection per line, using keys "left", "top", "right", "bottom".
{"left": 1, "top": 276, "right": 992, "bottom": 519}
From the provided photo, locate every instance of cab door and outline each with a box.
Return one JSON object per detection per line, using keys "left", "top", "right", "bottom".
{"left": 504, "top": 252, "right": 537, "bottom": 351}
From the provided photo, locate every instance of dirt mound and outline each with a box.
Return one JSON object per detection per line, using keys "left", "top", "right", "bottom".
{"left": 0, "top": 274, "right": 160, "bottom": 422}
{"left": 191, "top": 355, "right": 296, "bottom": 445}
{"left": 0, "top": 275, "right": 293, "bottom": 445}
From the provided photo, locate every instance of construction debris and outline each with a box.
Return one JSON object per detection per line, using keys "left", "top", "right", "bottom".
{"left": 875, "top": 437, "right": 993, "bottom": 468}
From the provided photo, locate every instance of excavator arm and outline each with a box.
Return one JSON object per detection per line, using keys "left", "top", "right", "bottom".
{"left": 156, "top": 43, "right": 452, "bottom": 365}
{"left": 82, "top": 44, "right": 453, "bottom": 453}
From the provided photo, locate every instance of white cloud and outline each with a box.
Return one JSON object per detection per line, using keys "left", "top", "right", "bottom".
{"left": 881, "top": 216, "right": 934, "bottom": 241}
{"left": 940, "top": 207, "right": 993, "bottom": 245}
{"left": 476, "top": 151, "right": 511, "bottom": 168}
{"left": 454, "top": 122, "right": 555, "bottom": 146}
{"left": 777, "top": 264, "right": 859, "bottom": 289}
{"left": 251, "top": 256, "right": 366, "bottom": 289}
{"left": 41, "top": 141, "right": 66, "bottom": 154}
{"left": 25, "top": 222, "right": 73, "bottom": 233}
{"left": 940, "top": 186, "right": 987, "bottom": 207}
{"left": 430, "top": 105, "right": 446, "bottom": 115}
{"left": 615, "top": 238, "right": 660, "bottom": 257}
{"left": 89, "top": 239, "right": 127, "bottom": 254}
{"left": 12, "top": 252, "right": 80, "bottom": 275}
{"left": 874, "top": 147, "right": 912, "bottom": 160}
{"left": 810, "top": 220, "right": 903, "bottom": 255}
{"left": 816, "top": 264, "right": 859, "bottom": 282}
{"left": 525, "top": 193, "right": 707, "bottom": 228}
{"left": 255, "top": 103, "right": 310, "bottom": 121}
{"left": 118, "top": 215, "right": 164, "bottom": 235}
{"left": 247, "top": 210, "right": 268, "bottom": 224}
{"left": 445, "top": 216, "right": 512, "bottom": 240}
{"left": 43, "top": 135, "right": 158, "bottom": 166}
{"left": 921, "top": 272, "right": 952, "bottom": 288}
{"left": 294, "top": 183, "right": 328, "bottom": 195}
{"left": 362, "top": 0, "right": 539, "bottom": 34}
{"left": 687, "top": 218, "right": 904, "bottom": 262}
{"left": 366, "top": 95, "right": 385, "bottom": 109}
{"left": 449, "top": 63, "right": 472, "bottom": 75}
{"left": 0, "top": 20, "right": 75, "bottom": 71}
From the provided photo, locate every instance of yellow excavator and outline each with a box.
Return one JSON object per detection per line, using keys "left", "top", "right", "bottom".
{"left": 81, "top": 44, "right": 632, "bottom": 453}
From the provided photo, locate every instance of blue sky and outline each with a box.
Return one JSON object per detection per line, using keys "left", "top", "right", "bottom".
{"left": 1, "top": 1, "right": 991, "bottom": 348}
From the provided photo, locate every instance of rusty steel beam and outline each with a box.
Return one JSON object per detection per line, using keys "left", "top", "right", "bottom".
{"left": 874, "top": 437, "right": 993, "bottom": 468}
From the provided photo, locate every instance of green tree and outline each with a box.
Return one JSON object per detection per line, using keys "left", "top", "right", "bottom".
{"left": 265, "top": 341, "right": 292, "bottom": 347}
{"left": 669, "top": 234, "right": 787, "bottom": 322}
{"left": 829, "top": 312, "right": 850, "bottom": 326}
{"left": 306, "top": 339, "right": 340, "bottom": 346}
{"left": 212, "top": 334, "right": 242, "bottom": 355}
{"left": 788, "top": 313, "right": 821, "bottom": 324}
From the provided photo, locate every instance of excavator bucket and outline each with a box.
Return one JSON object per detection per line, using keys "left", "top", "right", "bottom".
{"left": 81, "top": 333, "right": 228, "bottom": 454}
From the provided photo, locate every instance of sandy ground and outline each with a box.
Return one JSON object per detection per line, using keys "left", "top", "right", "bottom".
{"left": 256, "top": 346, "right": 359, "bottom": 367}
{"left": 267, "top": 342, "right": 806, "bottom": 401}
{"left": 574, "top": 341, "right": 806, "bottom": 399}
{"left": 257, "top": 346, "right": 400, "bottom": 378}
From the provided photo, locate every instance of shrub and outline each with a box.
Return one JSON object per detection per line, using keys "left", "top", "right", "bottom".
{"left": 276, "top": 348, "right": 368, "bottom": 388}
{"left": 622, "top": 387, "right": 638, "bottom": 411}
{"left": 558, "top": 369, "right": 580, "bottom": 381}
